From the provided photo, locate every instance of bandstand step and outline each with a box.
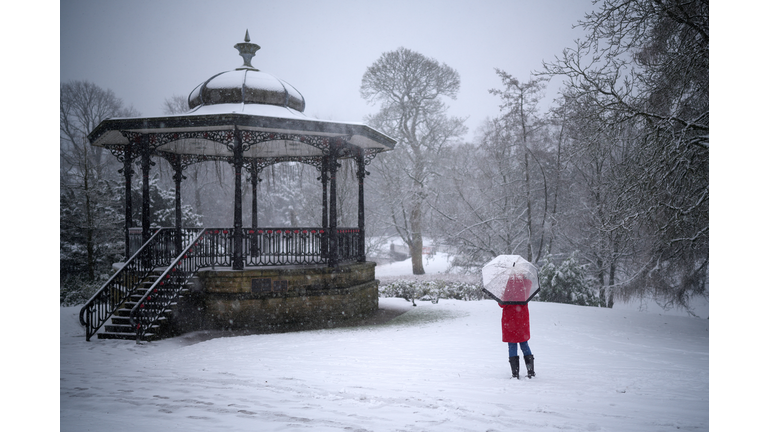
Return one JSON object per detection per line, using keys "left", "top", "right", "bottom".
{"left": 98, "top": 331, "right": 157, "bottom": 341}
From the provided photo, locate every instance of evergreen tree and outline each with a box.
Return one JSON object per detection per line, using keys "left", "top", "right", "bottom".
{"left": 538, "top": 253, "right": 601, "bottom": 307}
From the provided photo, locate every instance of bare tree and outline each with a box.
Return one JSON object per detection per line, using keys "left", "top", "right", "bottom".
{"left": 60, "top": 81, "right": 138, "bottom": 282}
{"left": 489, "top": 73, "right": 550, "bottom": 263}
{"left": 431, "top": 119, "right": 526, "bottom": 269}
{"left": 162, "top": 94, "right": 189, "bottom": 115}
{"left": 541, "top": 0, "right": 708, "bottom": 307}
{"left": 361, "top": 47, "right": 467, "bottom": 274}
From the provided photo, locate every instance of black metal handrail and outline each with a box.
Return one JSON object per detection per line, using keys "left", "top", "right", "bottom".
{"left": 335, "top": 228, "right": 362, "bottom": 262}
{"left": 130, "top": 228, "right": 216, "bottom": 342}
{"left": 183, "top": 227, "right": 363, "bottom": 267}
{"left": 245, "top": 227, "right": 325, "bottom": 266}
{"left": 243, "top": 227, "right": 362, "bottom": 266}
{"left": 79, "top": 228, "right": 201, "bottom": 341}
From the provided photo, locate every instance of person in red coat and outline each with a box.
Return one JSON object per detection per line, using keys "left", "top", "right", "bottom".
{"left": 500, "top": 276, "right": 536, "bottom": 379}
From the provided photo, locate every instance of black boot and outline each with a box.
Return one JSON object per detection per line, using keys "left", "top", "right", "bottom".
{"left": 509, "top": 356, "right": 520, "bottom": 379}
{"left": 524, "top": 355, "right": 535, "bottom": 378}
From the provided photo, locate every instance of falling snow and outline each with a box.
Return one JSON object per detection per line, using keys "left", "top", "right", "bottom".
{"left": 59, "top": 253, "right": 708, "bottom": 431}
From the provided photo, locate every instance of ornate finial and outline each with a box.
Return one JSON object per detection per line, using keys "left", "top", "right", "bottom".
{"left": 234, "top": 29, "right": 260, "bottom": 70}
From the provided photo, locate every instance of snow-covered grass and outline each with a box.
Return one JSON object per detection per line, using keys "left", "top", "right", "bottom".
{"left": 375, "top": 251, "right": 455, "bottom": 278}
{"left": 59, "top": 298, "right": 708, "bottom": 431}
{"left": 58, "top": 252, "right": 711, "bottom": 431}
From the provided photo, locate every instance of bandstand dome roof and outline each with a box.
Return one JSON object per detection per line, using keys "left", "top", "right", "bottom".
{"left": 187, "top": 30, "right": 306, "bottom": 113}
{"left": 87, "top": 30, "right": 395, "bottom": 161}
{"left": 188, "top": 69, "right": 305, "bottom": 112}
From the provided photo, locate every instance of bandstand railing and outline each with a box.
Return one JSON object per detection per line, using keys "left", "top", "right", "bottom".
{"left": 245, "top": 227, "right": 357, "bottom": 266}
{"left": 335, "top": 228, "right": 363, "bottom": 263}
{"left": 157, "top": 227, "right": 364, "bottom": 268}
{"left": 192, "top": 227, "right": 362, "bottom": 267}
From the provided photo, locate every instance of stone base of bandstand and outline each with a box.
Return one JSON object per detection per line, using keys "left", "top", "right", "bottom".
{"left": 167, "top": 261, "right": 379, "bottom": 335}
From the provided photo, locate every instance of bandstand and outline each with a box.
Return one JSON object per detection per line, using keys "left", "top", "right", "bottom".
{"left": 79, "top": 31, "right": 396, "bottom": 342}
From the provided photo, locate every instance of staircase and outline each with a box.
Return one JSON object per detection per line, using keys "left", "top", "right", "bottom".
{"left": 80, "top": 227, "right": 204, "bottom": 342}
{"left": 98, "top": 271, "right": 186, "bottom": 341}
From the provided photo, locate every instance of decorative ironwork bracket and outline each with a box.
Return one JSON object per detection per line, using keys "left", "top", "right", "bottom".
{"left": 239, "top": 130, "right": 344, "bottom": 155}
{"left": 363, "top": 148, "right": 379, "bottom": 166}
{"left": 112, "top": 129, "right": 379, "bottom": 171}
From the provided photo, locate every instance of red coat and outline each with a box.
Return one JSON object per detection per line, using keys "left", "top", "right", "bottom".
{"left": 499, "top": 303, "right": 530, "bottom": 343}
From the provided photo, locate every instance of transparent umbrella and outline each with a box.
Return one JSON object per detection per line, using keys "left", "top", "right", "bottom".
{"left": 481, "top": 255, "right": 540, "bottom": 304}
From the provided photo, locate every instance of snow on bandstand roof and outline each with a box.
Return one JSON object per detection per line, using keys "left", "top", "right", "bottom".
{"left": 87, "top": 30, "right": 395, "bottom": 160}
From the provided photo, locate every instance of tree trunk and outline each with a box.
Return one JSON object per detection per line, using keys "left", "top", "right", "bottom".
{"left": 547, "top": 120, "right": 564, "bottom": 255}
{"left": 410, "top": 196, "right": 425, "bottom": 275}
{"left": 524, "top": 149, "right": 533, "bottom": 263}
{"left": 83, "top": 143, "right": 95, "bottom": 280}
{"left": 518, "top": 88, "right": 534, "bottom": 263}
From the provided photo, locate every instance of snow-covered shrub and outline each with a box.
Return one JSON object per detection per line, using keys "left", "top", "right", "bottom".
{"left": 380, "top": 280, "right": 419, "bottom": 305}
{"left": 379, "top": 279, "right": 487, "bottom": 304}
{"left": 537, "top": 252, "right": 601, "bottom": 307}
{"left": 60, "top": 275, "right": 103, "bottom": 307}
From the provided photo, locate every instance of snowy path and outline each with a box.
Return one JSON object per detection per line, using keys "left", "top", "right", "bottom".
{"left": 60, "top": 298, "right": 708, "bottom": 431}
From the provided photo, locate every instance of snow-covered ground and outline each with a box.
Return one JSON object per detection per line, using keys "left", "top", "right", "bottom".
{"left": 375, "top": 251, "right": 455, "bottom": 277}
{"left": 59, "top": 300, "right": 707, "bottom": 431}
{"left": 59, "top": 252, "right": 710, "bottom": 431}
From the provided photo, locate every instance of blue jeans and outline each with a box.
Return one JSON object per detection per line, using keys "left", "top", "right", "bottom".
{"left": 508, "top": 341, "right": 532, "bottom": 357}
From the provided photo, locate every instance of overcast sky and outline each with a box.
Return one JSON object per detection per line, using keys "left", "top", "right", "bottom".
{"left": 60, "top": 0, "right": 595, "bottom": 137}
